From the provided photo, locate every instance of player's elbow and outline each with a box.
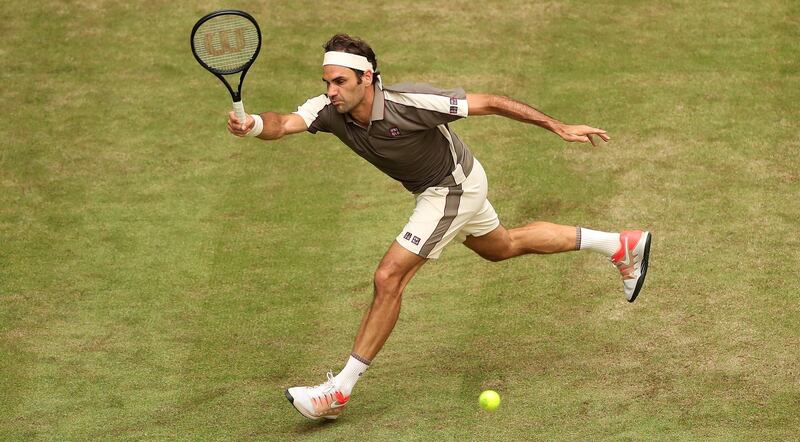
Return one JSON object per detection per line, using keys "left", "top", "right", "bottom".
{"left": 258, "top": 129, "right": 285, "bottom": 140}
{"left": 467, "top": 93, "right": 500, "bottom": 116}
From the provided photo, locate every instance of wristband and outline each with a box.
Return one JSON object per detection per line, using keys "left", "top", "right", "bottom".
{"left": 246, "top": 114, "right": 264, "bottom": 137}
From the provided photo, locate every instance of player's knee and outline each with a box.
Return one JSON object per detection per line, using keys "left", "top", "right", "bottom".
{"left": 483, "top": 252, "right": 505, "bottom": 262}
{"left": 373, "top": 266, "right": 402, "bottom": 296}
{"left": 480, "top": 247, "right": 513, "bottom": 262}
{"left": 473, "top": 240, "right": 515, "bottom": 262}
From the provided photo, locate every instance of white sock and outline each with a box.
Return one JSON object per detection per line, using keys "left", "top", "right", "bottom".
{"left": 578, "top": 227, "right": 620, "bottom": 257}
{"left": 334, "top": 354, "right": 369, "bottom": 396}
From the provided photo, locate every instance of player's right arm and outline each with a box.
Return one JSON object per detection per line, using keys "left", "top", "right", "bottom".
{"left": 226, "top": 112, "right": 308, "bottom": 140}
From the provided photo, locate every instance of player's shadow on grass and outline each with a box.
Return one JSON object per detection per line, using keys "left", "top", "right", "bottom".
{"left": 292, "top": 418, "right": 338, "bottom": 433}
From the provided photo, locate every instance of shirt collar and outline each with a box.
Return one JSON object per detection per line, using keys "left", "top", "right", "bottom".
{"left": 370, "top": 83, "right": 385, "bottom": 122}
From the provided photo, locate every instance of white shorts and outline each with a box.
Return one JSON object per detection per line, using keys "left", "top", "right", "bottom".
{"left": 396, "top": 160, "right": 500, "bottom": 259}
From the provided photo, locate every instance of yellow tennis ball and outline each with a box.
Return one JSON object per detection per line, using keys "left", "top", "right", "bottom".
{"left": 479, "top": 390, "right": 501, "bottom": 411}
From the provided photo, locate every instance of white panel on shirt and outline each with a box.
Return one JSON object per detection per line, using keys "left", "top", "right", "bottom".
{"left": 383, "top": 91, "right": 469, "bottom": 118}
{"left": 293, "top": 94, "right": 331, "bottom": 128}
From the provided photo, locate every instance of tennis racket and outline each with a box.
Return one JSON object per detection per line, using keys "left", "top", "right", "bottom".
{"left": 190, "top": 10, "right": 261, "bottom": 124}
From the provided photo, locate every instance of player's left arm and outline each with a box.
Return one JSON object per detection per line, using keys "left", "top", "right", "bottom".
{"left": 466, "top": 93, "right": 610, "bottom": 146}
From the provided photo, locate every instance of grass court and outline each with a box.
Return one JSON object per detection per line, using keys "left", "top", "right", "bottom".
{"left": 1, "top": 0, "right": 798, "bottom": 440}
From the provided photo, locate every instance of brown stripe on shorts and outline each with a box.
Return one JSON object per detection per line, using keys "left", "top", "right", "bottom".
{"left": 419, "top": 185, "right": 463, "bottom": 258}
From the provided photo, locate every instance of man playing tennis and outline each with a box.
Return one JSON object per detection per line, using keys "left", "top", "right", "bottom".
{"left": 226, "top": 34, "right": 651, "bottom": 421}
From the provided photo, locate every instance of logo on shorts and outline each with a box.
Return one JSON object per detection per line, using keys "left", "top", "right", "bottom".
{"left": 412, "top": 236, "right": 421, "bottom": 245}
{"left": 403, "top": 232, "right": 412, "bottom": 241}
{"left": 450, "top": 98, "right": 458, "bottom": 105}
{"left": 449, "top": 106, "right": 458, "bottom": 115}
{"left": 389, "top": 127, "right": 401, "bottom": 137}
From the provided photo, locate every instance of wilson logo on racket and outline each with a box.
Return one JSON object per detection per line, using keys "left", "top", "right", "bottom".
{"left": 203, "top": 28, "right": 247, "bottom": 56}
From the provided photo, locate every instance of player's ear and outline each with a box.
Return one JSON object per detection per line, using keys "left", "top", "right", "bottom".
{"left": 363, "top": 70, "right": 374, "bottom": 86}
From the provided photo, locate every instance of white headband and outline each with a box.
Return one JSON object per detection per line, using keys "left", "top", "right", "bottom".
{"left": 323, "top": 51, "right": 374, "bottom": 72}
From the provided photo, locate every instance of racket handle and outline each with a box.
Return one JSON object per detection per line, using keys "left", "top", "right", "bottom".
{"left": 232, "top": 100, "right": 247, "bottom": 125}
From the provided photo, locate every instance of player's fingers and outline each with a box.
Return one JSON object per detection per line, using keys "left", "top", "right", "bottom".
{"left": 228, "top": 111, "right": 246, "bottom": 129}
{"left": 228, "top": 113, "right": 243, "bottom": 131}
{"left": 571, "top": 134, "right": 590, "bottom": 144}
{"left": 581, "top": 126, "right": 602, "bottom": 134}
{"left": 581, "top": 126, "right": 609, "bottom": 143}
{"left": 227, "top": 120, "right": 245, "bottom": 137}
{"left": 563, "top": 132, "right": 583, "bottom": 143}
{"left": 587, "top": 134, "right": 596, "bottom": 147}
{"left": 241, "top": 115, "right": 254, "bottom": 132}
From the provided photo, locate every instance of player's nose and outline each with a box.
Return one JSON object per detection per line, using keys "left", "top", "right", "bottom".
{"left": 327, "top": 84, "right": 338, "bottom": 97}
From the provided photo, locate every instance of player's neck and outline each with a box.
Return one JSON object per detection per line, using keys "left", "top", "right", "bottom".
{"left": 349, "top": 83, "right": 375, "bottom": 127}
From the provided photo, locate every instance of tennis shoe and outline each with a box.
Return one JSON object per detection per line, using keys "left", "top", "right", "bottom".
{"left": 610, "top": 230, "right": 652, "bottom": 302}
{"left": 285, "top": 371, "right": 350, "bottom": 420}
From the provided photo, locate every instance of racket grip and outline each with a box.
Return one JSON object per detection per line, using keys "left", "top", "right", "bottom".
{"left": 232, "top": 100, "right": 247, "bottom": 126}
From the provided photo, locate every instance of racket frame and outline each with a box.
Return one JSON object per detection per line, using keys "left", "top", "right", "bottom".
{"left": 190, "top": 9, "right": 262, "bottom": 104}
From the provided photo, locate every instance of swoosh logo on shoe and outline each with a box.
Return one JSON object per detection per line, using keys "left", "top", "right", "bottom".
{"left": 331, "top": 391, "right": 350, "bottom": 408}
{"left": 619, "top": 237, "right": 632, "bottom": 266}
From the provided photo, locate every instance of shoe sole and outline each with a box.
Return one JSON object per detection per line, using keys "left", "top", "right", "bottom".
{"left": 285, "top": 389, "right": 318, "bottom": 421}
{"left": 628, "top": 232, "right": 652, "bottom": 303}
{"left": 284, "top": 389, "right": 339, "bottom": 421}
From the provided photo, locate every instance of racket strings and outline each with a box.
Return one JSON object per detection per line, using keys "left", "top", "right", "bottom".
{"left": 193, "top": 15, "right": 259, "bottom": 73}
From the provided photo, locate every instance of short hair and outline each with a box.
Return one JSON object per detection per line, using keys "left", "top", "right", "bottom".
{"left": 323, "top": 34, "right": 378, "bottom": 82}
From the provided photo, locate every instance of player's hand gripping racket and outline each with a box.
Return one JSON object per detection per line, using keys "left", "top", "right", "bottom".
{"left": 191, "top": 10, "right": 261, "bottom": 127}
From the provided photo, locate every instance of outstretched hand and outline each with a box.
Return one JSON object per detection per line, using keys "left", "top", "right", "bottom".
{"left": 556, "top": 124, "right": 610, "bottom": 146}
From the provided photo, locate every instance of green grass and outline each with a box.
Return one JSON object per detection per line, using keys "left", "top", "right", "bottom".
{"left": 1, "top": 0, "right": 799, "bottom": 440}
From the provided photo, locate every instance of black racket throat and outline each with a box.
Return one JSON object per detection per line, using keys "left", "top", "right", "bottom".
{"left": 215, "top": 71, "right": 246, "bottom": 102}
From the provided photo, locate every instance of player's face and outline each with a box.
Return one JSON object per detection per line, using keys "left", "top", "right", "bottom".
{"left": 322, "top": 65, "right": 369, "bottom": 114}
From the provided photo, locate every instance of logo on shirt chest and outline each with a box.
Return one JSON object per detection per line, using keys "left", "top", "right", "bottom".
{"left": 388, "top": 127, "right": 401, "bottom": 137}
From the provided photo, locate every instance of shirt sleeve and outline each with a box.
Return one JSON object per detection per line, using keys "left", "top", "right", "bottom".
{"left": 292, "top": 94, "right": 332, "bottom": 133}
{"left": 382, "top": 83, "right": 469, "bottom": 129}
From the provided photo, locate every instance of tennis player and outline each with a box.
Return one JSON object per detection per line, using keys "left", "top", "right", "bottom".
{"left": 226, "top": 34, "right": 651, "bottom": 421}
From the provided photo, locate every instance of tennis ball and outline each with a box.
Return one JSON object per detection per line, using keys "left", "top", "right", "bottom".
{"left": 479, "top": 390, "right": 501, "bottom": 411}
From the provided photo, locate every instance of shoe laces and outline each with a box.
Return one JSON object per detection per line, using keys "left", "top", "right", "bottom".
{"left": 308, "top": 371, "right": 337, "bottom": 394}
